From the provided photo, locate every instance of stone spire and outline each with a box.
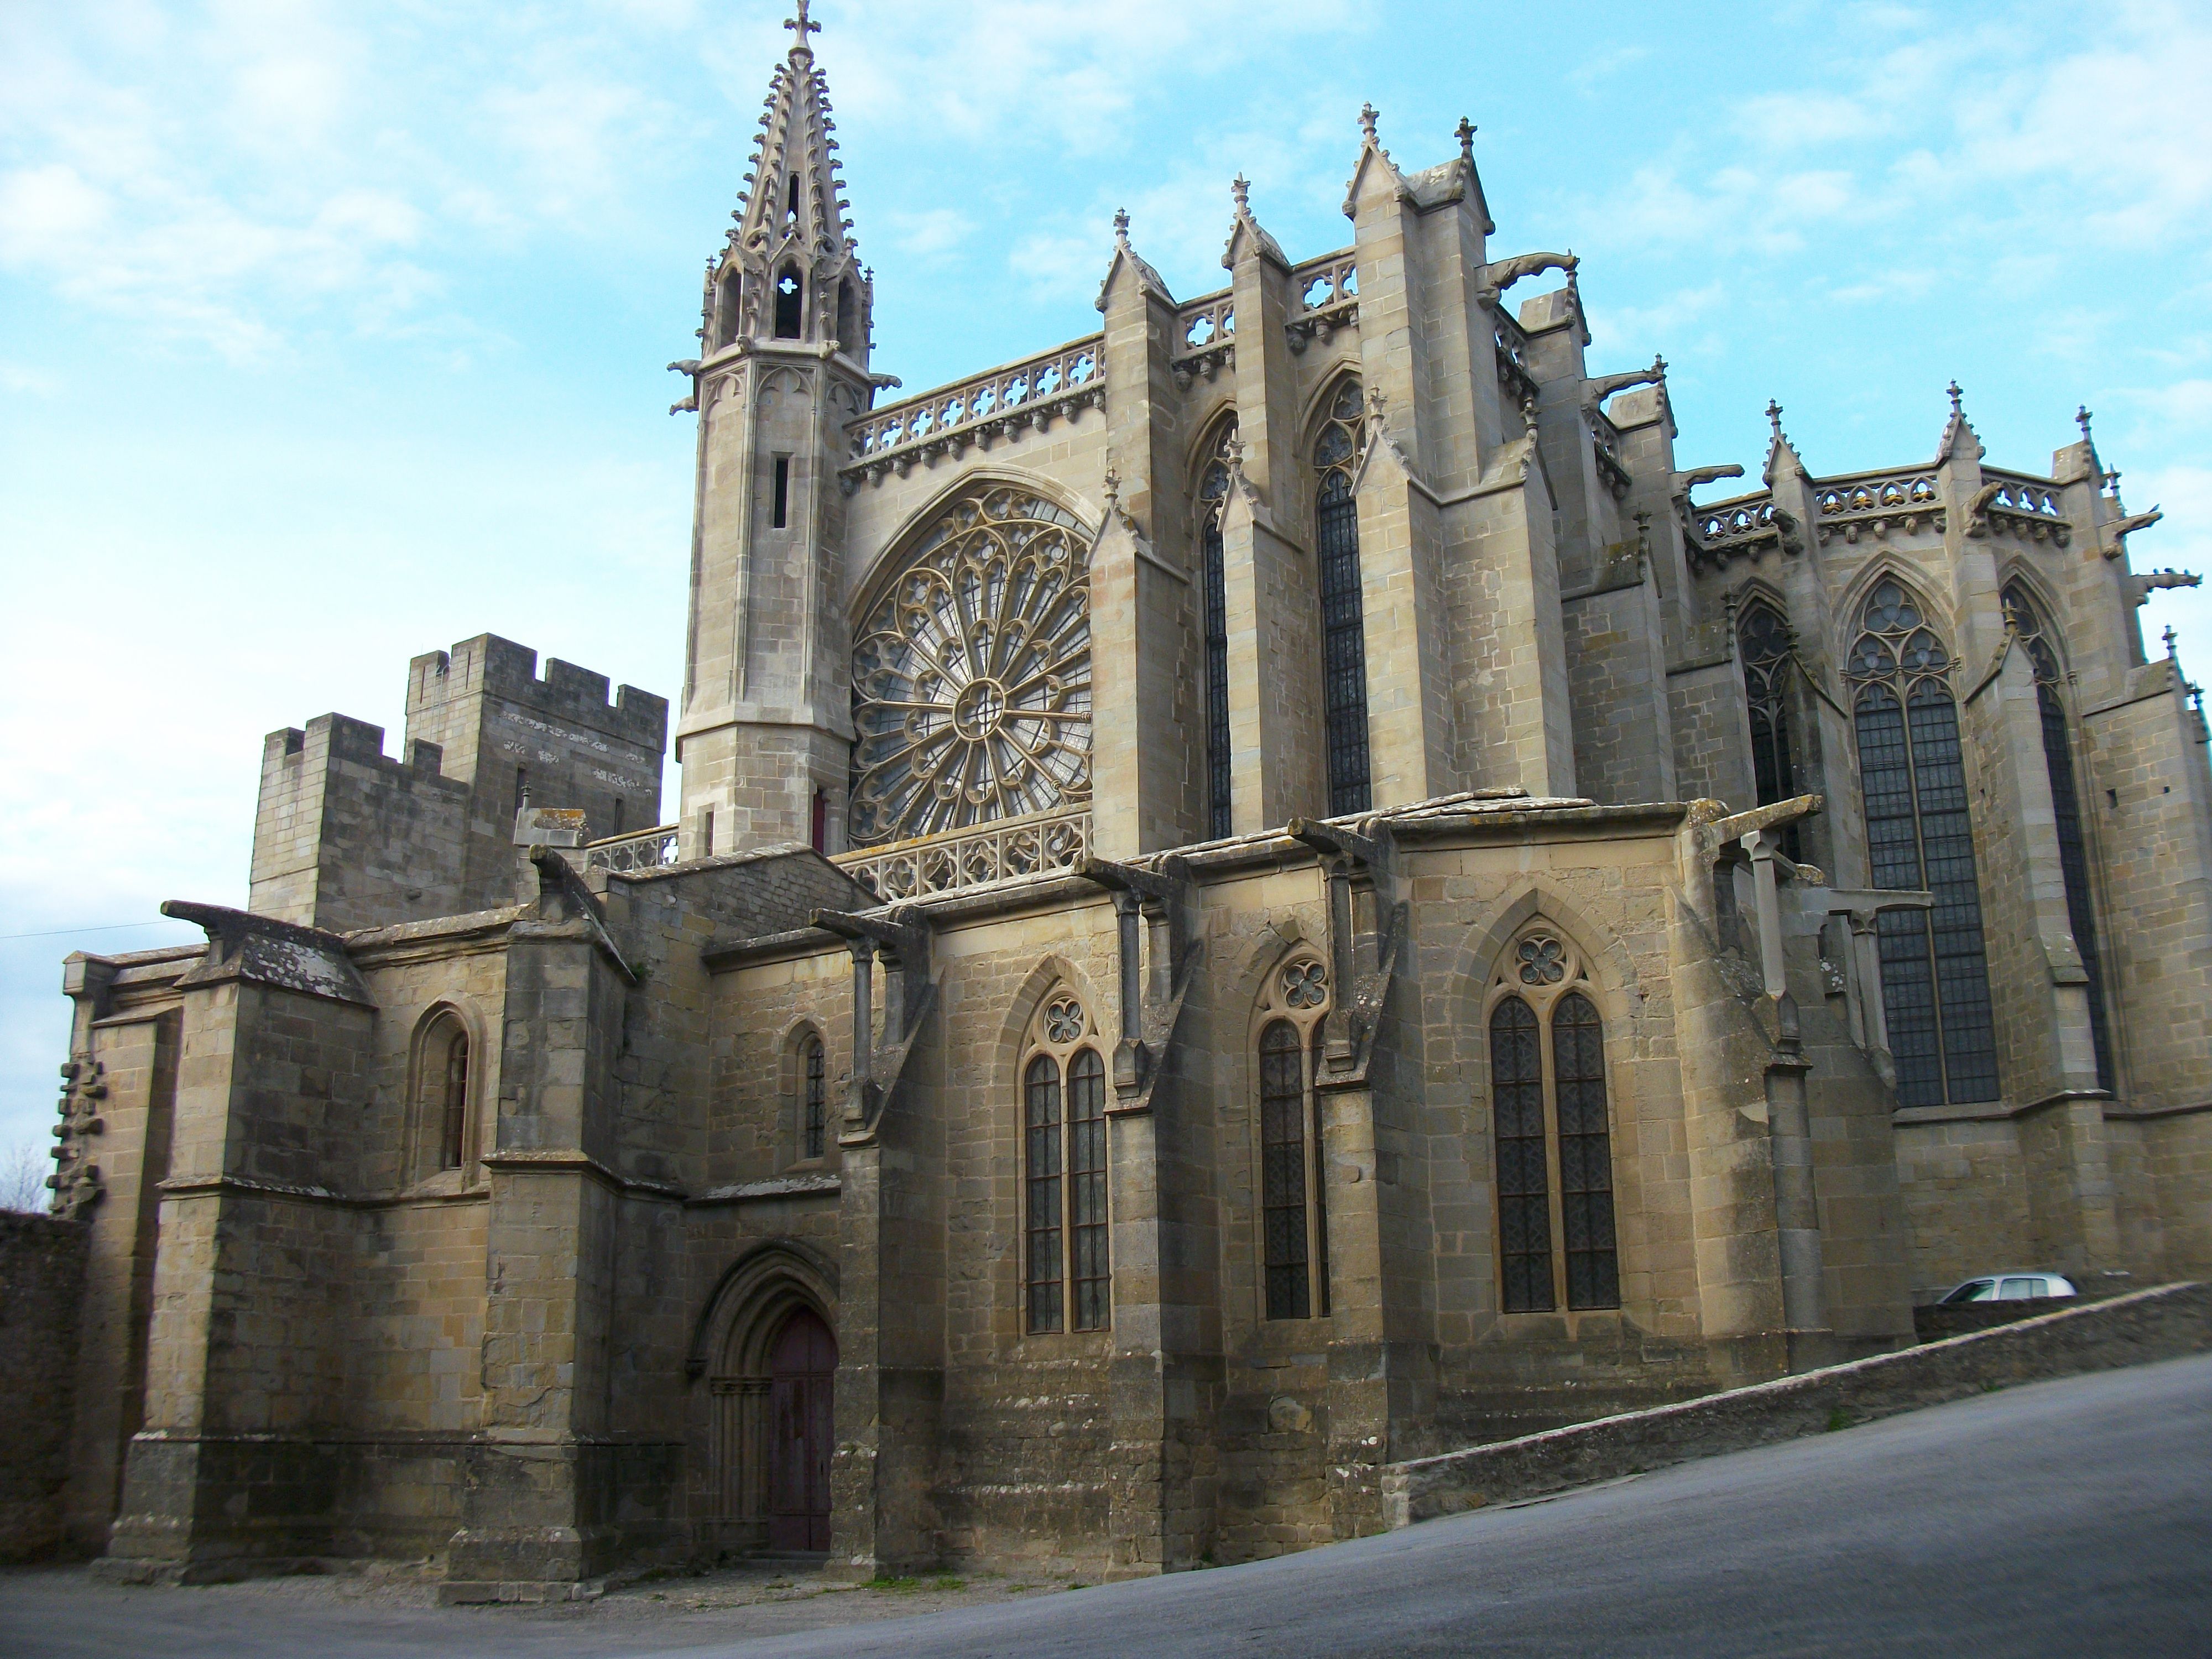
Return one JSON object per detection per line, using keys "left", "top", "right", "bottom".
{"left": 1222, "top": 173, "right": 1288, "bottom": 270}
{"left": 1938, "top": 378, "right": 1983, "bottom": 462}
{"left": 703, "top": 0, "right": 869, "bottom": 361}
{"left": 1455, "top": 116, "right": 1496, "bottom": 236}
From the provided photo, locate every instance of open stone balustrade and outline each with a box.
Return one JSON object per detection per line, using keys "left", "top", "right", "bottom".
{"left": 831, "top": 807, "right": 1093, "bottom": 901}
{"left": 1172, "top": 289, "right": 1237, "bottom": 389}
{"left": 1287, "top": 251, "right": 1358, "bottom": 353}
{"left": 843, "top": 337, "right": 1104, "bottom": 485}
{"left": 581, "top": 823, "right": 681, "bottom": 874}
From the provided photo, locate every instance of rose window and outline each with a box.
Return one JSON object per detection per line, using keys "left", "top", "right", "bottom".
{"left": 849, "top": 487, "right": 1093, "bottom": 846}
{"left": 1517, "top": 936, "right": 1567, "bottom": 985}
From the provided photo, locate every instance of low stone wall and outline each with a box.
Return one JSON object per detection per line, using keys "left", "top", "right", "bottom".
{"left": 0, "top": 1212, "right": 89, "bottom": 1562}
{"left": 1383, "top": 1280, "right": 2211, "bottom": 1527}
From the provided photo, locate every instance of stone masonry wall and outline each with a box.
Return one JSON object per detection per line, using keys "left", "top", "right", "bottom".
{"left": 0, "top": 1214, "right": 89, "bottom": 1562}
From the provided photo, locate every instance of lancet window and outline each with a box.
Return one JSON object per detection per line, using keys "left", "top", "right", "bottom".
{"left": 774, "top": 264, "right": 803, "bottom": 338}
{"left": 2002, "top": 582, "right": 2114, "bottom": 1092}
{"left": 849, "top": 487, "right": 1093, "bottom": 847}
{"left": 1022, "top": 990, "right": 1109, "bottom": 1334}
{"left": 1315, "top": 380, "right": 1370, "bottom": 815}
{"left": 1845, "top": 580, "right": 2000, "bottom": 1108}
{"left": 414, "top": 1010, "right": 471, "bottom": 1176}
{"left": 1486, "top": 933, "right": 1619, "bottom": 1313}
{"left": 800, "top": 1030, "right": 827, "bottom": 1161}
{"left": 1198, "top": 421, "right": 1238, "bottom": 841}
{"left": 1254, "top": 956, "right": 1333, "bottom": 1321}
{"left": 1738, "top": 600, "right": 1800, "bottom": 841}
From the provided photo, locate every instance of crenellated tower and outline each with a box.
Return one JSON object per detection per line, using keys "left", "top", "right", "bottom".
{"left": 671, "top": 0, "right": 883, "bottom": 857}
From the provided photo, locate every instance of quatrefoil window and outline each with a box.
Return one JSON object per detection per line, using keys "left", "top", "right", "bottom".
{"left": 1516, "top": 937, "right": 1567, "bottom": 985}
{"left": 1282, "top": 961, "right": 1329, "bottom": 1009}
{"left": 1044, "top": 996, "right": 1086, "bottom": 1044}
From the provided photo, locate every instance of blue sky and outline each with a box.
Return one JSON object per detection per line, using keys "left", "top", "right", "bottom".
{"left": 4, "top": 0, "right": 2210, "bottom": 1162}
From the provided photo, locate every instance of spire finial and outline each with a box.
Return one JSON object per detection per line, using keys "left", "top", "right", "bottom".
{"left": 1359, "top": 102, "right": 1379, "bottom": 143}
{"left": 2164, "top": 623, "right": 2179, "bottom": 660}
{"left": 1231, "top": 174, "right": 1250, "bottom": 214}
{"left": 1455, "top": 116, "right": 1475, "bottom": 160}
{"left": 1113, "top": 207, "right": 1131, "bottom": 247}
{"left": 1103, "top": 467, "right": 1122, "bottom": 510}
{"left": 2078, "top": 405, "right": 2094, "bottom": 440}
{"left": 1947, "top": 379, "right": 1964, "bottom": 418}
{"left": 784, "top": 0, "right": 820, "bottom": 44}
{"left": 1766, "top": 399, "right": 1784, "bottom": 440}
{"left": 1653, "top": 352, "right": 1667, "bottom": 377}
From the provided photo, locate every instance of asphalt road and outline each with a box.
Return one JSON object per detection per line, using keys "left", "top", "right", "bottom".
{"left": 7, "top": 1352, "right": 2208, "bottom": 1658}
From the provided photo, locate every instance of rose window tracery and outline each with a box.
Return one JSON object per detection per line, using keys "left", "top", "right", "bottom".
{"left": 849, "top": 487, "right": 1093, "bottom": 846}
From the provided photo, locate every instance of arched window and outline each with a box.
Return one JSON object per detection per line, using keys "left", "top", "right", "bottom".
{"left": 1487, "top": 933, "right": 1619, "bottom": 1312}
{"left": 1738, "top": 599, "right": 1801, "bottom": 857}
{"left": 2003, "top": 583, "right": 2114, "bottom": 1092}
{"left": 1846, "top": 580, "right": 2000, "bottom": 1107}
{"left": 774, "top": 263, "right": 804, "bottom": 339}
{"left": 836, "top": 278, "right": 858, "bottom": 351}
{"left": 849, "top": 487, "right": 1093, "bottom": 846}
{"left": 1022, "top": 990, "right": 1109, "bottom": 1333}
{"left": 1198, "top": 421, "right": 1238, "bottom": 840}
{"left": 415, "top": 1010, "right": 471, "bottom": 1175}
{"left": 1314, "top": 380, "right": 1369, "bottom": 815}
{"left": 801, "top": 1031, "right": 827, "bottom": 1160}
{"left": 1254, "top": 956, "right": 1333, "bottom": 1321}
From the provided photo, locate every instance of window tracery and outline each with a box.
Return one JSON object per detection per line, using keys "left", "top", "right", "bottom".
{"left": 849, "top": 487, "right": 1093, "bottom": 847}
{"left": 1315, "top": 380, "right": 1370, "bottom": 815}
{"left": 1486, "top": 932, "right": 1619, "bottom": 1313}
{"left": 1254, "top": 955, "right": 1333, "bottom": 1321}
{"left": 1198, "top": 420, "right": 1238, "bottom": 841}
{"left": 2002, "top": 582, "right": 2113, "bottom": 1091}
{"left": 774, "top": 263, "right": 804, "bottom": 338}
{"left": 1845, "top": 578, "right": 2000, "bottom": 1107}
{"left": 1738, "top": 599, "right": 1800, "bottom": 825}
{"left": 1022, "top": 989, "right": 1109, "bottom": 1333}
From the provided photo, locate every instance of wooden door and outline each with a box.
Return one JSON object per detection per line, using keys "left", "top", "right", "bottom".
{"left": 765, "top": 1307, "right": 835, "bottom": 1552}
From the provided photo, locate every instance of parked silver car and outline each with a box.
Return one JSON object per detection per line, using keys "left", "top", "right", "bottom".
{"left": 1937, "top": 1272, "right": 2079, "bottom": 1305}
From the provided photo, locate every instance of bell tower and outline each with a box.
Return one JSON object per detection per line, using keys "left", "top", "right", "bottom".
{"left": 672, "top": 0, "right": 877, "bottom": 857}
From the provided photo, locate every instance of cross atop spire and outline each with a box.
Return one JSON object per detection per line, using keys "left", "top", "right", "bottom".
{"left": 1456, "top": 116, "right": 1475, "bottom": 160}
{"left": 784, "top": 0, "right": 819, "bottom": 44}
{"left": 1948, "top": 379, "right": 1964, "bottom": 418}
{"left": 1766, "top": 399, "right": 1785, "bottom": 439}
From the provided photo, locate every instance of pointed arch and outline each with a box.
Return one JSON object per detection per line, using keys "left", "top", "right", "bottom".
{"left": 773, "top": 261, "right": 805, "bottom": 338}
{"left": 1844, "top": 572, "right": 2000, "bottom": 1107}
{"left": 2000, "top": 577, "right": 2114, "bottom": 1092}
{"left": 407, "top": 1000, "right": 483, "bottom": 1182}
{"left": 1194, "top": 411, "right": 1241, "bottom": 839}
{"left": 847, "top": 466, "right": 1099, "bottom": 620}
{"left": 1310, "top": 373, "right": 1369, "bottom": 814}
{"left": 1833, "top": 558, "right": 1957, "bottom": 653}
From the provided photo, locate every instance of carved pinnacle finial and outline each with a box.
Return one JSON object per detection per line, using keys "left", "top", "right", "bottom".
{"left": 1456, "top": 116, "right": 1475, "bottom": 160}
{"left": 1368, "top": 384, "right": 1387, "bottom": 422}
{"left": 2105, "top": 467, "right": 2122, "bottom": 495}
{"left": 1231, "top": 174, "right": 1250, "bottom": 213}
{"left": 1653, "top": 352, "right": 1667, "bottom": 377}
{"left": 2165, "top": 623, "right": 2179, "bottom": 659}
{"left": 1102, "top": 467, "right": 1121, "bottom": 509}
{"left": 2078, "top": 405, "right": 2094, "bottom": 439}
{"left": 1113, "top": 207, "right": 1131, "bottom": 246}
{"left": 1766, "top": 399, "right": 1784, "bottom": 440}
{"left": 1948, "top": 379, "right": 1964, "bottom": 417}
{"left": 1359, "top": 102, "right": 1379, "bottom": 143}
{"left": 1522, "top": 390, "right": 1539, "bottom": 431}
{"left": 784, "top": 0, "right": 820, "bottom": 43}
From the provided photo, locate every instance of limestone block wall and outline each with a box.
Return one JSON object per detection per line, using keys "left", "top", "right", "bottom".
{"left": 248, "top": 714, "right": 469, "bottom": 933}
{"left": 1892, "top": 1119, "right": 2034, "bottom": 1299}
{"left": 0, "top": 1214, "right": 89, "bottom": 1562}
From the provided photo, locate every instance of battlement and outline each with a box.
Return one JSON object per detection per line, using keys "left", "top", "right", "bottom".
{"left": 407, "top": 634, "right": 668, "bottom": 750}
{"left": 265, "top": 715, "right": 448, "bottom": 778}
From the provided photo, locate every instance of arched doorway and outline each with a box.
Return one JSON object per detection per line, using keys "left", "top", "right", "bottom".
{"left": 766, "top": 1307, "right": 835, "bottom": 1551}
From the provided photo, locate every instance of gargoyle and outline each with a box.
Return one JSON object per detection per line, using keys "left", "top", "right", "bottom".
{"left": 1964, "top": 481, "right": 2004, "bottom": 538}
{"left": 2101, "top": 507, "right": 2164, "bottom": 559}
{"left": 1673, "top": 462, "right": 1745, "bottom": 497}
{"left": 1583, "top": 354, "right": 1667, "bottom": 410}
{"left": 2127, "top": 568, "right": 2200, "bottom": 606}
{"left": 1479, "top": 251, "right": 1577, "bottom": 304}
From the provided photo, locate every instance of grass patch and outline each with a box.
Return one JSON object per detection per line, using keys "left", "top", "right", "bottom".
{"left": 1824, "top": 1406, "right": 1852, "bottom": 1432}
{"left": 863, "top": 1575, "right": 923, "bottom": 1593}
{"left": 931, "top": 1575, "right": 968, "bottom": 1592}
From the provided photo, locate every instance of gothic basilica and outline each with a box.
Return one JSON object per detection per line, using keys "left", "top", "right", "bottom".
{"left": 43, "top": 10, "right": 2212, "bottom": 1593}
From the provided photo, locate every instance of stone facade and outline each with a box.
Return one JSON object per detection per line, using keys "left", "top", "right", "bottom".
{"left": 40, "top": 14, "right": 2212, "bottom": 1591}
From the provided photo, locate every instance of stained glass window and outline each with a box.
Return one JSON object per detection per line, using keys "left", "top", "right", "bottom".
{"left": 2003, "top": 583, "right": 2113, "bottom": 1092}
{"left": 1490, "top": 997, "right": 1552, "bottom": 1312}
{"left": 1024, "top": 1053, "right": 1063, "bottom": 1332}
{"left": 1199, "top": 425, "right": 1237, "bottom": 840}
{"left": 1259, "top": 1020, "right": 1310, "bottom": 1319}
{"left": 802, "top": 1033, "right": 826, "bottom": 1160}
{"left": 1316, "top": 381, "right": 1369, "bottom": 815}
{"left": 850, "top": 487, "right": 1092, "bottom": 846}
{"left": 1738, "top": 599, "right": 1802, "bottom": 859}
{"left": 1551, "top": 993, "right": 1619, "bottom": 1310}
{"left": 1068, "top": 1047, "right": 1110, "bottom": 1331}
{"left": 1847, "top": 580, "right": 2000, "bottom": 1107}
{"left": 1022, "top": 991, "right": 1109, "bottom": 1334}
